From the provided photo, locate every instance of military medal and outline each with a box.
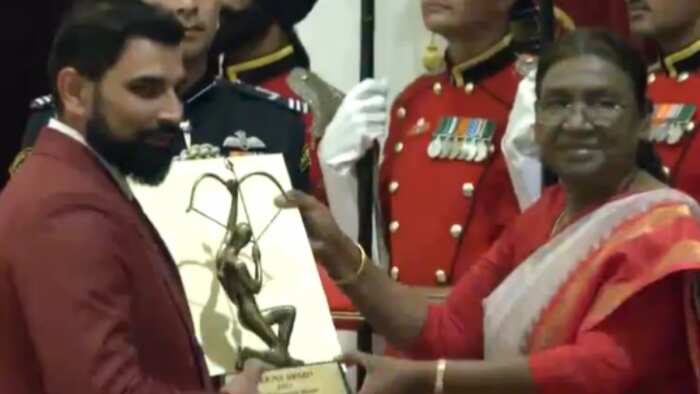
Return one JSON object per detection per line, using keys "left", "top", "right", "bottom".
{"left": 427, "top": 118, "right": 449, "bottom": 159}
{"left": 471, "top": 119, "right": 496, "bottom": 162}
{"left": 651, "top": 103, "right": 697, "bottom": 145}
{"left": 449, "top": 119, "right": 469, "bottom": 159}
{"left": 463, "top": 120, "right": 480, "bottom": 161}
{"left": 459, "top": 140, "right": 472, "bottom": 160}
{"left": 438, "top": 118, "right": 455, "bottom": 159}
{"left": 429, "top": 117, "right": 496, "bottom": 161}
{"left": 667, "top": 124, "right": 684, "bottom": 144}
{"left": 427, "top": 139, "right": 442, "bottom": 159}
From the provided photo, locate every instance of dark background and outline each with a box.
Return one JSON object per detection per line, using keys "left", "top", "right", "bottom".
{"left": 1, "top": 2, "right": 72, "bottom": 189}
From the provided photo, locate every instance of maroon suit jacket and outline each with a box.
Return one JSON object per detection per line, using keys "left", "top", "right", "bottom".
{"left": 0, "top": 128, "right": 218, "bottom": 393}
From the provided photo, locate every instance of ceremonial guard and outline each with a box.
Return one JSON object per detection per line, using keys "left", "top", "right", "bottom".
{"left": 218, "top": 0, "right": 343, "bottom": 199}
{"left": 627, "top": 0, "right": 700, "bottom": 200}
{"left": 383, "top": 0, "right": 633, "bottom": 288}
{"left": 378, "top": 1, "right": 547, "bottom": 290}
{"left": 320, "top": 0, "right": 629, "bottom": 311}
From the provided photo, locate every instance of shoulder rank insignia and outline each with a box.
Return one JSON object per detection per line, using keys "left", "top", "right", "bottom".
{"left": 29, "top": 94, "right": 54, "bottom": 111}
{"left": 427, "top": 117, "right": 496, "bottom": 162}
{"left": 650, "top": 103, "right": 697, "bottom": 145}
{"left": 223, "top": 130, "right": 267, "bottom": 152}
{"left": 229, "top": 79, "right": 308, "bottom": 114}
{"left": 287, "top": 67, "right": 345, "bottom": 140}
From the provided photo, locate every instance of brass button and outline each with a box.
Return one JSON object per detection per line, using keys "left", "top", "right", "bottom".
{"left": 433, "top": 82, "right": 443, "bottom": 95}
{"left": 686, "top": 121, "right": 696, "bottom": 132}
{"left": 464, "top": 82, "right": 475, "bottom": 94}
{"left": 450, "top": 224, "right": 463, "bottom": 239}
{"left": 663, "top": 166, "right": 671, "bottom": 176}
{"left": 435, "top": 270, "right": 448, "bottom": 285}
{"left": 388, "top": 181, "right": 399, "bottom": 194}
{"left": 462, "top": 183, "right": 475, "bottom": 197}
{"left": 397, "top": 107, "right": 407, "bottom": 119}
{"left": 390, "top": 266, "right": 400, "bottom": 281}
{"left": 417, "top": 117, "right": 426, "bottom": 128}
{"left": 389, "top": 221, "right": 400, "bottom": 233}
{"left": 647, "top": 73, "right": 656, "bottom": 84}
{"left": 678, "top": 72, "right": 690, "bottom": 82}
{"left": 394, "top": 142, "right": 404, "bottom": 153}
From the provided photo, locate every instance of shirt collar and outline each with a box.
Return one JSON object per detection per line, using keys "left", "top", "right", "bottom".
{"left": 225, "top": 44, "right": 299, "bottom": 84}
{"left": 662, "top": 38, "right": 700, "bottom": 78}
{"left": 49, "top": 118, "right": 134, "bottom": 201}
{"left": 448, "top": 34, "right": 516, "bottom": 87}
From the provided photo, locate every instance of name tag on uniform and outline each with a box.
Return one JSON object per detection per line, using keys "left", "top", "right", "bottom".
{"left": 650, "top": 103, "right": 696, "bottom": 145}
{"left": 427, "top": 117, "right": 496, "bottom": 162}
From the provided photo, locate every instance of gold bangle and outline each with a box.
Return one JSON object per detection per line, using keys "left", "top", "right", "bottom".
{"left": 334, "top": 242, "right": 367, "bottom": 286}
{"left": 434, "top": 359, "right": 447, "bottom": 394}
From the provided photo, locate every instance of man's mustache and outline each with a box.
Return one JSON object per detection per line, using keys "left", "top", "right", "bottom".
{"left": 140, "top": 122, "right": 182, "bottom": 151}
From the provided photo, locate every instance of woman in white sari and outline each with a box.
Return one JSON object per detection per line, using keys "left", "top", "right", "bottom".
{"left": 278, "top": 29, "right": 700, "bottom": 394}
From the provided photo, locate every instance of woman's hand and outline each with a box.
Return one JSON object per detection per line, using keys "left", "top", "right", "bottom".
{"left": 339, "top": 352, "right": 433, "bottom": 394}
{"left": 274, "top": 190, "right": 352, "bottom": 264}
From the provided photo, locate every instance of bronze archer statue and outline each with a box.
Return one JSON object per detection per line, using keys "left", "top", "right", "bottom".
{"left": 187, "top": 164, "right": 302, "bottom": 371}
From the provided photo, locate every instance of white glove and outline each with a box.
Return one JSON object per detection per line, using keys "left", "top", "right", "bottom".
{"left": 319, "top": 78, "right": 389, "bottom": 175}
{"left": 502, "top": 69, "right": 542, "bottom": 211}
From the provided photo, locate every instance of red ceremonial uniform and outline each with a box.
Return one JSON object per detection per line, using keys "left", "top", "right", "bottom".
{"left": 376, "top": 0, "right": 632, "bottom": 289}
{"left": 647, "top": 41, "right": 700, "bottom": 202}
{"left": 379, "top": 35, "right": 522, "bottom": 287}
{"left": 226, "top": 45, "right": 342, "bottom": 201}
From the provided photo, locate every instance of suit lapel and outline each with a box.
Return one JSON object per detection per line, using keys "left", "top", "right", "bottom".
{"left": 34, "top": 128, "right": 212, "bottom": 383}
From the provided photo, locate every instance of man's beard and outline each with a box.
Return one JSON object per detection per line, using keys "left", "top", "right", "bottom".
{"left": 86, "top": 109, "right": 181, "bottom": 186}
{"left": 215, "top": 4, "right": 275, "bottom": 54}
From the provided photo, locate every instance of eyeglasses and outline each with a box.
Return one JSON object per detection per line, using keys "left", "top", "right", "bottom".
{"left": 536, "top": 98, "right": 629, "bottom": 126}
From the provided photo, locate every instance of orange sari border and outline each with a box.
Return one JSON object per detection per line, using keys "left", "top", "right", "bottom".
{"left": 529, "top": 203, "right": 700, "bottom": 352}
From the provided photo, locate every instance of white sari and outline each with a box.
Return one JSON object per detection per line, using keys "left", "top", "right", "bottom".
{"left": 482, "top": 188, "right": 700, "bottom": 360}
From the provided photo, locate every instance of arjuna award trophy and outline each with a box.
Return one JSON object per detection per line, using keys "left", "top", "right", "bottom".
{"left": 129, "top": 151, "right": 351, "bottom": 394}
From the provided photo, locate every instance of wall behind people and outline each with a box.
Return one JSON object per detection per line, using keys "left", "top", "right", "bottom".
{"left": 297, "top": 0, "right": 438, "bottom": 100}
{"left": 1, "top": 1, "right": 71, "bottom": 189}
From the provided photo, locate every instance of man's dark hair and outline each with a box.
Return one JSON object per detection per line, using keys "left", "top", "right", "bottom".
{"left": 535, "top": 29, "right": 668, "bottom": 183}
{"left": 48, "top": 0, "right": 185, "bottom": 113}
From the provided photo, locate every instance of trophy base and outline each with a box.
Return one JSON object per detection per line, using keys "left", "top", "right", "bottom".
{"left": 258, "top": 362, "right": 351, "bottom": 394}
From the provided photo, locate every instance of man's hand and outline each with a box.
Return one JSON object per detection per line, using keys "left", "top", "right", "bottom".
{"left": 221, "top": 359, "right": 271, "bottom": 394}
